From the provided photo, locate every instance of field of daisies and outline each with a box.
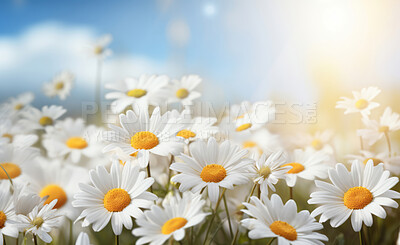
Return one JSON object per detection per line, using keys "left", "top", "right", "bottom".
{"left": 1, "top": 35, "right": 400, "bottom": 245}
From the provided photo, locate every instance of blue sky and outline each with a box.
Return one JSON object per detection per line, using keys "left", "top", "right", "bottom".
{"left": 1, "top": 1, "right": 218, "bottom": 61}
{"left": 1, "top": 0, "right": 399, "bottom": 111}
{"left": 1, "top": 0, "right": 258, "bottom": 107}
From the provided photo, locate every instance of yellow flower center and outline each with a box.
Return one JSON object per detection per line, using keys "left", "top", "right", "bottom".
{"left": 243, "top": 141, "right": 257, "bottom": 148}
{"left": 14, "top": 104, "right": 23, "bottom": 110}
{"left": 0, "top": 163, "right": 21, "bottom": 179}
{"left": 176, "top": 88, "right": 189, "bottom": 99}
{"left": 355, "top": 99, "right": 368, "bottom": 110}
{"left": 161, "top": 217, "right": 188, "bottom": 234}
{"left": 363, "top": 158, "right": 382, "bottom": 166}
{"left": 126, "top": 89, "right": 147, "bottom": 98}
{"left": 259, "top": 166, "right": 271, "bottom": 179}
{"left": 236, "top": 123, "right": 252, "bottom": 132}
{"left": 379, "top": 126, "right": 389, "bottom": 133}
{"left": 2, "top": 134, "right": 13, "bottom": 141}
{"left": 55, "top": 81, "right": 64, "bottom": 90}
{"left": 235, "top": 204, "right": 245, "bottom": 216}
{"left": 119, "top": 152, "right": 139, "bottom": 165}
{"left": 32, "top": 217, "right": 44, "bottom": 228}
{"left": 176, "top": 129, "right": 196, "bottom": 139}
{"left": 131, "top": 131, "right": 159, "bottom": 150}
{"left": 94, "top": 46, "right": 103, "bottom": 54}
{"left": 39, "top": 184, "right": 68, "bottom": 209}
{"left": 270, "top": 221, "right": 297, "bottom": 241}
{"left": 39, "top": 116, "right": 53, "bottom": 126}
{"left": 311, "top": 139, "right": 323, "bottom": 150}
{"left": 0, "top": 211, "right": 6, "bottom": 229}
{"left": 103, "top": 188, "right": 131, "bottom": 212}
{"left": 343, "top": 186, "right": 373, "bottom": 209}
{"left": 282, "top": 163, "right": 305, "bottom": 174}
{"left": 66, "top": 137, "right": 88, "bottom": 149}
{"left": 363, "top": 157, "right": 383, "bottom": 166}
{"left": 200, "top": 164, "right": 227, "bottom": 183}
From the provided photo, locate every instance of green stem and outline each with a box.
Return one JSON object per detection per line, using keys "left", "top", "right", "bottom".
{"left": 69, "top": 219, "right": 73, "bottom": 245}
{"left": 210, "top": 219, "right": 225, "bottom": 244}
{"left": 223, "top": 193, "right": 233, "bottom": 238}
{"left": 266, "top": 237, "right": 276, "bottom": 245}
{"left": 247, "top": 183, "right": 258, "bottom": 203}
{"left": 0, "top": 164, "right": 13, "bottom": 187}
{"left": 146, "top": 163, "right": 153, "bottom": 193}
{"left": 231, "top": 183, "right": 257, "bottom": 245}
{"left": 166, "top": 155, "right": 174, "bottom": 192}
{"left": 202, "top": 188, "right": 226, "bottom": 245}
{"left": 168, "top": 236, "right": 173, "bottom": 245}
{"left": 33, "top": 235, "right": 38, "bottom": 245}
{"left": 115, "top": 235, "right": 119, "bottom": 245}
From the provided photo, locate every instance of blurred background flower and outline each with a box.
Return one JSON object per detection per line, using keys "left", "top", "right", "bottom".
{"left": 1, "top": 0, "right": 400, "bottom": 170}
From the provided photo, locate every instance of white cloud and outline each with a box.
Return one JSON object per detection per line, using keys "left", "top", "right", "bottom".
{"left": 0, "top": 22, "right": 169, "bottom": 101}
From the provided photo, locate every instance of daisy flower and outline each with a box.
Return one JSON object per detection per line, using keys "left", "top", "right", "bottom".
{"left": 347, "top": 150, "right": 400, "bottom": 175}
{"left": 12, "top": 184, "right": 43, "bottom": 216}
{"left": 252, "top": 151, "right": 291, "bottom": 195}
{"left": 221, "top": 101, "right": 275, "bottom": 137}
{"left": 234, "top": 128, "right": 283, "bottom": 159}
{"left": 336, "top": 87, "right": 381, "bottom": 117}
{"left": 3, "top": 92, "right": 34, "bottom": 113}
{"left": 0, "top": 144, "right": 39, "bottom": 184}
{"left": 20, "top": 105, "right": 67, "bottom": 130}
{"left": 241, "top": 194, "right": 328, "bottom": 244}
{"left": 25, "top": 158, "right": 88, "bottom": 220}
{"left": 172, "top": 109, "right": 219, "bottom": 144}
{"left": 0, "top": 183, "right": 19, "bottom": 243}
{"left": 283, "top": 149, "right": 330, "bottom": 187}
{"left": 103, "top": 103, "right": 184, "bottom": 168}
{"left": 132, "top": 192, "right": 208, "bottom": 245}
{"left": 292, "top": 130, "right": 334, "bottom": 153}
{"left": 88, "top": 34, "right": 112, "bottom": 59}
{"left": 357, "top": 107, "right": 400, "bottom": 146}
{"left": 0, "top": 104, "right": 17, "bottom": 123}
{"left": 42, "top": 118, "right": 104, "bottom": 163}
{"left": 16, "top": 200, "right": 62, "bottom": 243}
{"left": 43, "top": 71, "right": 75, "bottom": 100}
{"left": 72, "top": 161, "right": 157, "bottom": 235}
{"left": 225, "top": 101, "right": 275, "bottom": 133}
{"left": 0, "top": 119, "right": 38, "bottom": 148}
{"left": 170, "top": 137, "right": 254, "bottom": 203}
{"left": 105, "top": 75, "right": 169, "bottom": 113}
{"left": 308, "top": 160, "right": 400, "bottom": 231}
{"left": 167, "top": 75, "right": 202, "bottom": 105}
